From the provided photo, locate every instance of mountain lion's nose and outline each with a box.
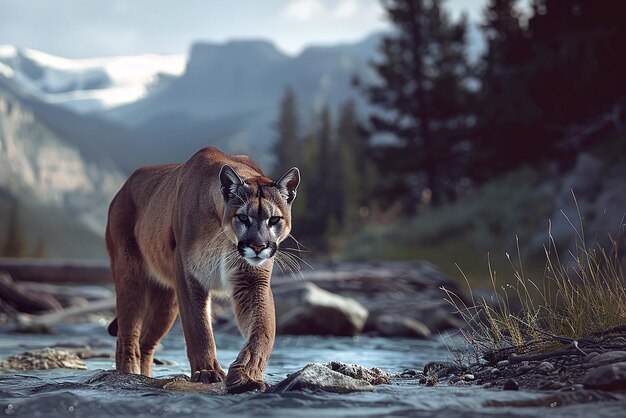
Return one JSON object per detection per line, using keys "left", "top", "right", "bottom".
{"left": 249, "top": 244, "right": 265, "bottom": 254}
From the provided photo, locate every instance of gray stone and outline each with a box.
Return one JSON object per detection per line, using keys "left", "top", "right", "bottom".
{"left": 274, "top": 282, "right": 368, "bottom": 336}
{"left": 0, "top": 348, "right": 86, "bottom": 370}
{"left": 583, "top": 361, "right": 626, "bottom": 390}
{"left": 589, "top": 351, "right": 626, "bottom": 364}
{"left": 163, "top": 380, "right": 227, "bottom": 394}
{"left": 503, "top": 379, "right": 519, "bottom": 391}
{"left": 373, "top": 314, "right": 431, "bottom": 339}
{"left": 497, "top": 360, "right": 510, "bottom": 367}
{"left": 324, "top": 361, "right": 390, "bottom": 385}
{"left": 270, "top": 363, "right": 375, "bottom": 393}
{"left": 584, "top": 352, "right": 599, "bottom": 363}
{"left": 538, "top": 361, "right": 555, "bottom": 373}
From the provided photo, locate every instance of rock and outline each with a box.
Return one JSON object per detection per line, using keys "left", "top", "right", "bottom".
{"left": 0, "top": 348, "right": 86, "bottom": 370}
{"left": 396, "top": 369, "right": 422, "bottom": 379}
{"left": 72, "top": 349, "right": 113, "bottom": 360}
{"left": 413, "top": 306, "right": 464, "bottom": 332}
{"left": 372, "top": 314, "right": 431, "bottom": 339}
{"left": 423, "top": 361, "right": 465, "bottom": 378}
{"left": 163, "top": 380, "right": 227, "bottom": 394}
{"left": 9, "top": 323, "right": 55, "bottom": 334}
{"left": 463, "top": 374, "right": 475, "bottom": 381}
{"left": 497, "top": 360, "right": 510, "bottom": 367}
{"left": 584, "top": 352, "right": 599, "bottom": 363}
{"left": 540, "top": 380, "right": 566, "bottom": 390}
{"left": 270, "top": 363, "right": 375, "bottom": 393}
{"left": 538, "top": 362, "right": 555, "bottom": 373}
{"left": 582, "top": 361, "right": 626, "bottom": 390}
{"left": 154, "top": 358, "right": 175, "bottom": 365}
{"left": 516, "top": 365, "right": 533, "bottom": 375}
{"left": 589, "top": 351, "right": 626, "bottom": 364}
{"left": 274, "top": 282, "right": 368, "bottom": 336}
{"left": 503, "top": 379, "right": 519, "bottom": 391}
{"left": 324, "top": 361, "right": 390, "bottom": 385}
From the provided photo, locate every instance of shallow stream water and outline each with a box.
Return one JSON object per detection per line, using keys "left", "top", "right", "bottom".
{"left": 1, "top": 321, "right": 625, "bottom": 417}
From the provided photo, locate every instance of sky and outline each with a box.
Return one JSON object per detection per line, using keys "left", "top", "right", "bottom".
{"left": 0, "top": 0, "right": 486, "bottom": 58}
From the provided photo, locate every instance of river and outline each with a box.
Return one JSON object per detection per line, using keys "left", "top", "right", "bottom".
{"left": 1, "top": 321, "right": 624, "bottom": 417}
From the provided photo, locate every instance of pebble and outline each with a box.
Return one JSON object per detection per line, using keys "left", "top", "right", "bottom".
{"left": 516, "top": 365, "right": 532, "bottom": 375}
{"left": 462, "top": 374, "right": 475, "bottom": 381}
{"left": 503, "top": 379, "right": 519, "bottom": 391}
{"left": 497, "top": 360, "right": 510, "bottom": 367}
{"left": 538, "top": 362, "right": 555, "bottom": 373}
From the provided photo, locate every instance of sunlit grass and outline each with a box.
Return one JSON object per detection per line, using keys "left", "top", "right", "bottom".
{"left": 444, "top": 199, "right": 626, "bottom": 359}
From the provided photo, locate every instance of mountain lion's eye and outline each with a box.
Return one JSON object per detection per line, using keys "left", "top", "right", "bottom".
{"left": 268, "top": 216, "right": 281, "bottom": 226}
{"left": 237, "top": 214, "right": 249, "bottom": 223}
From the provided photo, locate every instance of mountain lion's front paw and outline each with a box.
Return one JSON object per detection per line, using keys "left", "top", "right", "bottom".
{"left": 191, "top": 368, "right": 226, "bottom": 384}
{"left": 225, "top": 368, "right": 268, "bottom": 394}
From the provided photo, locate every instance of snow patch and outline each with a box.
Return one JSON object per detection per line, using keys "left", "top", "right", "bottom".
{"left": 0, "top": 45, "right": 187, "bottom": 113}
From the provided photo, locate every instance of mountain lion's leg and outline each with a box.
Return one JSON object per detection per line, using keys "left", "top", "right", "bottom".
{"left": 174, "top": 253, "right": 225, "bottom": 383}
{"left": 114, "top": 270, "right": 146, "bottom": 375}
{"left": 226, "top": 268, "right": 276, "bottom": 393}
{"left": 139, "top": 282, "right": 178, "bottom": 376}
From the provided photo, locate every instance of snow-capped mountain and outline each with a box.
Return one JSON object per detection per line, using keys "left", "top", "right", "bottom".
{"left": 0, "top": 45, "right": 186, "bottom": 114}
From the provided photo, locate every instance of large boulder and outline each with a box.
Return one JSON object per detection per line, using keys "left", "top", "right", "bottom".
{"left": 372, "top": 314, "right": 431, "bottom": 339}
{"left": 583, "top": 361, "right": 626, "bottom": 390}
{"left": 273, "top": 282, "right": 368, "bottom": 336}
{"left": 270, "top": 363, "right": 375, "bottom": 393}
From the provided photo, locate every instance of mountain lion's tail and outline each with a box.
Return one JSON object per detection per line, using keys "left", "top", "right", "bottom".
{"left": 107, "top": 317, "right": 118, "bottom": 336}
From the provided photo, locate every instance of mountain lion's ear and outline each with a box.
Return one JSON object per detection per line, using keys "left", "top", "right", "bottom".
{"left": 220, "top": 165, "right": 243, "bottom": 200}
{"left": 275, "top": 167, "right": 300, "bottom": 204}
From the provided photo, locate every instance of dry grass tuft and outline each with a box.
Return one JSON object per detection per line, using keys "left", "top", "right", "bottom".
{"left": 444, "top": 197, "right": 626, "bottom": 361}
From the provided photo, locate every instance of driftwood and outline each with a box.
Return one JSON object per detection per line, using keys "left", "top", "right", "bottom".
{"left": 23, "top": 297, "right": 116, "bottom": 327}
{"left": 0, "top": 273, "right": 63, "bottom": 314}
{"left": 0, "top": 258, "right": 112, "bottom": 284}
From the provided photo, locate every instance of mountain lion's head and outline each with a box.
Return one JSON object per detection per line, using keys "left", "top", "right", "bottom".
{"left": 220, "top": 165, "right": 300, "bottom": 268}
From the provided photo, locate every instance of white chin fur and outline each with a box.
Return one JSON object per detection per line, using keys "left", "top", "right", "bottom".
{"left": 244, "top": 257, "right": 268, "bottom": 268}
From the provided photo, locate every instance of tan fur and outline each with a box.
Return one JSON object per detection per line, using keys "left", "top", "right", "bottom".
{"left": 105, "top": 147, "right": 297, "bottom": 393}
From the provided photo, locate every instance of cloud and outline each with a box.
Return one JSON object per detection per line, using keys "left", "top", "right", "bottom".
{"left": 281, "top": 0, "right": 382, "bottom": 23}
{"left": 281, "top": 0, "right": 327, "bottom": 21}
{"left": 332, "top": 0, "right": 359, "bottom": 19}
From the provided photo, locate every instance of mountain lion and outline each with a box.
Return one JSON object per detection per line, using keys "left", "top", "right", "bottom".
{"left": 105, "top": 146, "right": 300, "bottom": 393}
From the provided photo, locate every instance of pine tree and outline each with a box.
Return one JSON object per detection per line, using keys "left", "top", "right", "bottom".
{"left": 363, "top": 0, "right": 472, "bottom": 209}
{"left": 336, "top": 101, "right": 364, "bottom": 234}
{"left": 527, "top": 0, "right": 626, "bottom": 125}
{"left": 315, "top": 105, "right": 335, "bottom": 218}
{"left": 272, "top": 86, "right": 300, "bottom": 177}
{"left": 473, "top": 0, "right": 538, "bottom": 178}
{"left": 2, "top": 202, "right": 28, "bottom": 258}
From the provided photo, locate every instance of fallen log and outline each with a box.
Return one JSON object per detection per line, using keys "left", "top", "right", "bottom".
{"left": 0, "top": 258, "right": 112, "bottom": 284}
{"left": 23, "top": 297, "right": 116, "bottom": 327}
{"left": 0, "top": 273, "right": 63, "bottom": 314}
